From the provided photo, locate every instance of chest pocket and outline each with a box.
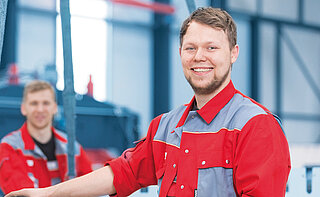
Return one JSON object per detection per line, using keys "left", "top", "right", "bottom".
{"left": 192, "top": 131, "right": 236, "bottom": 197}
{"left": 188, "top": 129, "right": 234, "bottom": 169}
{"left": 197, "top": 150, "right": 233, "bottom": 169}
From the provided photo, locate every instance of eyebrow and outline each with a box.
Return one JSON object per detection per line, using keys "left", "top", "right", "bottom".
{"left": 183, "top": 41, "right": 220, "bottom": 46}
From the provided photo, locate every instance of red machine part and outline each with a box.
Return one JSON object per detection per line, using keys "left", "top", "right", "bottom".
{"left": 8, "top": 63, "right": 19, "bottom": 85}
{"left": 110, "top": 0, "right": 175, "bottom": 14}
{"left": 87, "top": 74, "right": 93, "bottom": 97}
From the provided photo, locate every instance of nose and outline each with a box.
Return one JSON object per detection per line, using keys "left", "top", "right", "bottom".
{"left": 194, "top": 48, "right": 206, "bottom": 61}
{"left": 36, "top": 104, "right": 44, "bottom": 112}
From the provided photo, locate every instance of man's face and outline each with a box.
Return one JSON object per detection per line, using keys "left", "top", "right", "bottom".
{"left": 21, "top": 89, "right": 57, "bottom": 131}
{"left": 179, "top": 21, "right": 239, "bottom": 95}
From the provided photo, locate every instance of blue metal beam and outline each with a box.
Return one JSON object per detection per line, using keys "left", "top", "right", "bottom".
{"left": 60, "top": 0, "right": 76, "bottom": 178}
{"left": 185, "top": 0, "right": 196, "bottom": 13}
{"left": 283, "top": 113, "right": 320, "bottom": 121}
{"left": 153, "top": 0, "right": 170, "bottom": 117}
{"left": 211, "top": 0, "right": 226, "bottom": 10}
{"left": 298, "top": 0, "right": 304, "bottom": 23}
{"left": 250, "top": 19, "right": 259, "bottom": 101}
{"left": 0, "top": 0, "right": 8, "bottom": 64}
{"left": 275, "top": 24, "right": 283, "bottom": 119}
{"left": 0, "top": 0, "right": 16, "bottom": 73}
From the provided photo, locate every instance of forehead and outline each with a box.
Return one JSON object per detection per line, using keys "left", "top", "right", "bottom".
{"left": 182, "top": 22, "right": 228, "bottom": 44}
{"left": 24, "top": 89, "right": 55, "bottom": 101}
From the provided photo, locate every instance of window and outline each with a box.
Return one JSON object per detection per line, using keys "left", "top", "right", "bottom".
{"left": 56, "top": 0, "right": 108, "bottom": 101}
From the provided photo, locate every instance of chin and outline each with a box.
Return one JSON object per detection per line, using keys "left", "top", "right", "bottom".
{"left": 193, "top": 83, "right": 225, "bottom": 95}
{"left": 33, "top": 123, "right": 50, "bottom": 130}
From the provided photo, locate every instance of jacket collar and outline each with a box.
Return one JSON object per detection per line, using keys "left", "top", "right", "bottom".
{"left": 21, "top": 122, "right": 67, "bottom": 150}
{"left": 176, "top": 80, "right": 236, "bottom": 127}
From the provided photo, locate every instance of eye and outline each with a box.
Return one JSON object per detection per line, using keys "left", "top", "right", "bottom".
{"left": 184, "top": 45, "right": 196, "bottom": 51}
{"left": 185, "top": 47, "right": 195, "bottom": 50}
{"left": 30, "top": 101, "right": 37, "bottom": 106}
{"left": 208, "top": 46, "right": 217, "bottom": 50}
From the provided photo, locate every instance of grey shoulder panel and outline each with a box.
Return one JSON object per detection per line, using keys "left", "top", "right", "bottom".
{"left": 1, "top": 130, "right": 24, "bottom": 149}
{"left": 154, "top": 105, "right": 187, "bottom": 142}
{"left": 220, "top": 93, "right": 267, "bottom": 130}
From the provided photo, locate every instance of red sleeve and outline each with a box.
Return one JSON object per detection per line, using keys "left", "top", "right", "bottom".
{"left": 75, "top": 146, "right": 93, "bottom": 176}
{"left": 233, "top": 114, "right": 291, "bottom": 196}
{"left": 0, "top": 143, "right": 34, "bottom": 194}
{"left": 106, "top": 115, "right": 162, "bottom": 197}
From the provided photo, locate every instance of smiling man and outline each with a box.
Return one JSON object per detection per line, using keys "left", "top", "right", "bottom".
{"left": 0, "top": 80, "right": 92, "bottom": 194}
{"left": 179, "top": 18, "right": 239, "bottom": 108}
{"left": 6, "top": 7, "right": 291, "bottom": 197}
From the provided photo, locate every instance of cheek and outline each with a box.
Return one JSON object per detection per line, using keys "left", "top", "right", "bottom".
{"left": 181, "top": 59, "right": 190, "bottom": 70}
{"left": 214, "top": 61, "right": 230, "bottom": 75}
{"left": 181, "top": 53, "right": 193, "bottom": 62}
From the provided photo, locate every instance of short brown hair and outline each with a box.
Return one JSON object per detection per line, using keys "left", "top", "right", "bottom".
{"left": 22, "top": 80, "right": 56, "bottom": 102}
{"left": 179, "top": 7, "right": 237, "bottom": 49}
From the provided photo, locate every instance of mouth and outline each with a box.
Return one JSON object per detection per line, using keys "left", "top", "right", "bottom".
{"left": 35, "top": 115, "right": 46, "bottom": 121}
{"left": 191, "top": 67, "right": 214, "bottom": 73}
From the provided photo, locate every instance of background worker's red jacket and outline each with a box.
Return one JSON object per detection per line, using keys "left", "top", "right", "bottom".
{"left": 0, "top": 123, "right": 92, "bottom": 194}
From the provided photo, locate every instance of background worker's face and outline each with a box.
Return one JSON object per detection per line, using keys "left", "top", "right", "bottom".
{"left": 21, "top": 89, "right": 57, "bottom": 130}
{"left": 180, "top": 21, "right": 239, "bottom": 95}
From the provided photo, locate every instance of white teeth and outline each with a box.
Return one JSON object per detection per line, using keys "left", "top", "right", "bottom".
{"left": 193, "top": 68, "right": 212, "bottom": 72}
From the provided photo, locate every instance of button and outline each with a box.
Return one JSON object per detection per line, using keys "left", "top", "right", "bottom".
{"left": 181, "top": 185, "right": 184, "bottom": 189}
{"left": 173, "top": 164, "right": 176, "bottom": 168}
{"left": 226, "top": 160, "right": 230, "bottom": 164}
{"left": 27, "top": 160, "right": 34, "bottom": 167}
{"left": 202, "top": 161, "right": 206, "bottom": 165}
{"left": 191, "top": 115, "right": 195, "bottom": 119}
{"left": 185, "top": 149, "right": 189, "bottom": 154}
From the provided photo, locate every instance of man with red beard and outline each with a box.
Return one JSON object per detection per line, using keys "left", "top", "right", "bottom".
{"left": 0, "top": 80, "right": 92, "bottom": 194}
{"left": 6, "top": 7, "right": 290, "bottom": 197}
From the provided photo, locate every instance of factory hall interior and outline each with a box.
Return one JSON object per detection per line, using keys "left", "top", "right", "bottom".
{"left": 0, "top": 0, "right": 320, "bottom": 196}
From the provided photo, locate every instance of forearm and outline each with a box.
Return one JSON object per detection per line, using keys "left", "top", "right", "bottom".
{"left": 49, "top": 166, "right": 116, "bottom": 197}
{"left": 5, "top": 166, "right": 116, "bottom": 197}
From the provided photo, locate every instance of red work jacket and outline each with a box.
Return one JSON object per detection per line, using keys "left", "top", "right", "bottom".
{"left": 0, "top": 123, "right": 92, "bottom": 194}
{"left": 107, "top": 81, "right": 291, "bottom": 197}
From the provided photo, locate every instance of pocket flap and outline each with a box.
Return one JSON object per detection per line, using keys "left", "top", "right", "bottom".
{"left": 197, "top": 150, "right": 232, "bottom": 169}
{"left": 156, "top": 166, "right": 165, "bottom": 179}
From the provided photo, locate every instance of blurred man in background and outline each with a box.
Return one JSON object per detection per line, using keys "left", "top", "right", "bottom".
{"left": 6, "top": 7, "right": 290, "bottom": 197}
{"left": 0, "top": 80, "right": 92, "bottom": 194}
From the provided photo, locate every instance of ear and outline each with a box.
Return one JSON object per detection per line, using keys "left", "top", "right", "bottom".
{"left": 21, "top": 103, "right": 27, "bottom": 116}
{"left": 179, "top": 47, "right": 182, "bottom": 57}
{"left": 231, "top": 44, "right": 239, "bottom": 64}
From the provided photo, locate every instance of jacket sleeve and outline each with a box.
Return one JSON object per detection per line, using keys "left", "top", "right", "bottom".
{"left": 233, "top": 114, "right": 291, "bottom": 197}
{"left": 75, "top": 146, "right": 93, "bottom": 176}
{"left": 106, "top": 115, "right": 163, "bottom": 197}
{"left": 0, "top": 143, "right": 34, "bottom": 194}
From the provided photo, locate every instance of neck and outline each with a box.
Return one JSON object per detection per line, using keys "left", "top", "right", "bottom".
{"left": 27, "top": 122, "right": 53, "bottom": 144}
{"left": 195, "top": 94, "right": 215, "bottom": 109}
{"left": 195, "top": 80, "right": 230, "bottom": 109}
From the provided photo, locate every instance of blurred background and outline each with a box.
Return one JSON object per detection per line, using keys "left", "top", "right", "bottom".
{"left": 0, "top": 0, "right": 320, "bottom": 196}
